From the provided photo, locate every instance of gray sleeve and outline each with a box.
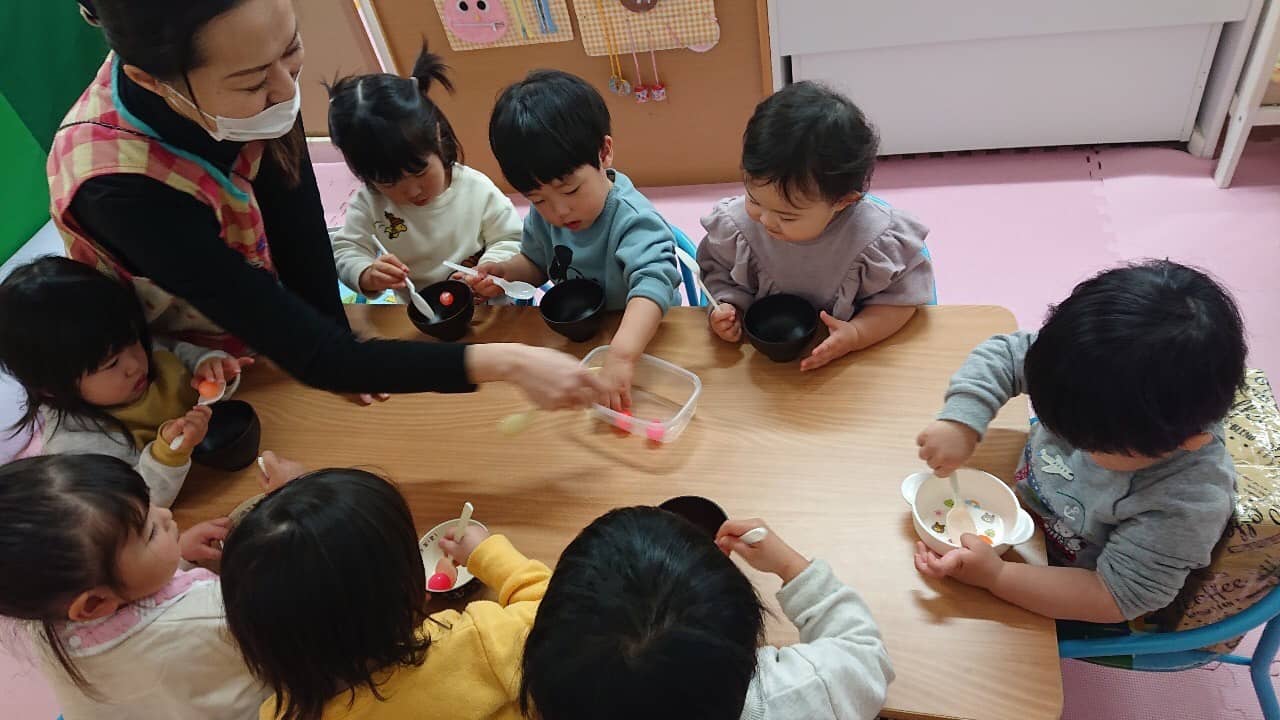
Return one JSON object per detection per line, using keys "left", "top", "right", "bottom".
{"left": 519, "top": 213, "right": 552, "bottom": 272}
{"left": 43, "top": 424, "right": 189, "bottom": 508}
{"left": 616, "top": 213, "right": 681, "bottom": 314}
{"left": 854, "top": 212, "right": 935, "bottom": 307}
{"left": 936, "top": 332, "right": 1035, "bottom": 437}
{"left": 697, "top": 202, "right": 757, "bottom": 312}
{"left": 1097, "top": 469, "right": 1234, "bottom": 619}
{"left": 748, "top": 560, "right": 893, "bottom": 720}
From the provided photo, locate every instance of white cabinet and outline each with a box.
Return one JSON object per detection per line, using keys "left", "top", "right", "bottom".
{"left": 769, "top": 0, "right": 1255, "bottom": 155}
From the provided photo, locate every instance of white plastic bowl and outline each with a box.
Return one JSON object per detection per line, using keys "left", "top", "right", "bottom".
{"left": 419, "top": 519, "right": 488, "bottom": 594}
{"left": 581, "top": 346, "right": 701, "bottom": 444}
{"left": 901, "top": 469, "right": 1034, "bottom": 556}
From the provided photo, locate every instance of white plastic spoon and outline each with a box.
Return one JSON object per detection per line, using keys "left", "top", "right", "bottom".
{"left": 442, "top": 260, "right": 536, "bottom": 301}
{"left": 168, "top": 381, "right": 226, "bottom": 451}
{"left": 740, "top": 527, "right": 769, "bottom": 546}
{"left": 672, "top": 246, "right": 720, "bottom": 310}
{"left": 944, "top": 473, "right": 977, "bottom": 543}
{"left": 370, "top": 236, "right": 437, "bottom": 321}
{"left": 453, "top": 501, "right": 474, "bottom": 543}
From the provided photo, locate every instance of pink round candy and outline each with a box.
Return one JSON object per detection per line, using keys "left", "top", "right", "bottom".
{"left": 427, "top": 572, "right": 454, "bottom": 591}
{"left": 646, "top": 421, "right": 665, "bottom": 442}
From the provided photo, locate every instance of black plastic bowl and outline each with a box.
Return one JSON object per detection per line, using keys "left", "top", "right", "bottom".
{"left": 659, "top": 496, "right": 729, "bottom": 539}
{"left": 540, "top": 279, "right": 605, "bottom": 342}
{"left": 192, "top": 400, "right": 261, "bottom": 472}
{"left": 408, "top": 279, "right": 474, "bottom": 341}
{"left": 744, "top": 294, "right": 818, "bottom": 363}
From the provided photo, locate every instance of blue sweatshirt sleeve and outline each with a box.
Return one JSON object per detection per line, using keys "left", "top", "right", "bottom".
{"left": 615, "top": 213, "right": 681, "bottom": 314}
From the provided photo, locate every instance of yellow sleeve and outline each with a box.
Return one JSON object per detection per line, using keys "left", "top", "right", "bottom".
{"left": 149, "top": 421, "right": 191, "bottom": 467}
{"left": 466, "top": 535, "right": 551, "bottom": 606}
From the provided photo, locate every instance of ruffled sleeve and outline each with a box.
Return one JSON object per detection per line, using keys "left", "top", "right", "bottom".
{"left": 833, "top": 208, "right": 934, "bottom": 318}
{"left": 695, "top": 197, "right": 759, "bottom": 311}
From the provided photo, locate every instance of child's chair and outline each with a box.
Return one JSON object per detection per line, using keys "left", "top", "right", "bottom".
{"left": 671, "top": 226, "right": 707, "bottom": 307}
{"left": 1059, "top": 587, "right": 1280, "bottom": 719}
{"left": 1060, "top": 368, "right": 1280, "bottom": 719}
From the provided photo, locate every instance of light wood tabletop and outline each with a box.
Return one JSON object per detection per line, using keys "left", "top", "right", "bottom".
{"left": 175, "top": 304, "right": 1062, "bottom": 720}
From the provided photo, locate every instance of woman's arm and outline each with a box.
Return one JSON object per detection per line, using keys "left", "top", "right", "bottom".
{"left": 71, "top": 177, "right": 472, "bottom": 394}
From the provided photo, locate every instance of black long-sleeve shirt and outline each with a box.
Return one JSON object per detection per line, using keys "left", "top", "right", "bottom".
{"left": 68, "top": 66, "right": 472, "bottom": 394}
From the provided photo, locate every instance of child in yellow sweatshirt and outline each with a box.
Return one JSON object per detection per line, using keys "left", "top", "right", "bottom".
{"left": 220, "top": 468, "right": 549, "bottom": 720}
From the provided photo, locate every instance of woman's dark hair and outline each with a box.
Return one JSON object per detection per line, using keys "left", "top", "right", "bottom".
{"left": 91, "top": 0, "right": 306, "bottom": 187}
{"left": 221, "top": 469, "right": 430, "bottom": 720}
{"left": 742, "top": 81, "right": 879, "bottom": 204}
{"left": 489, "top": 70, "right": 611, "bottom": 194}
{"left": 520, "top": 506, "right": 765, "bottom": 720}
{"left": 0, "top": 257, "right": 152, "bottom": 446}
{"left": 0, "top": 454, "right": 149, "bottom": 691}
{"left": 326, "top": 45, "right": 462, "bottom": 186}
{"left": 1026, "top": 260, "right": 1248, "bottom": 457}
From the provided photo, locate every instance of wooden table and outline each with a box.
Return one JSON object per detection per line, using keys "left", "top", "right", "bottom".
{"left": 176, "top": 305, "right": 1063, "bottom": 720}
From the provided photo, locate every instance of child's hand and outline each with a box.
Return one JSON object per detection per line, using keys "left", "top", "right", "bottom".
{"left": 358, "top": 254, "right": 410, "bottom": 294}
{"left": 193, "top": 355, "right": 253, "bottom": 387}
{"left": 457, "top": 262, "right": 508, "bottom": 300}
{"left": 599, "top": 354, "right": 636, "bottom": 412}
{"left": 159, "top": 405, "right": 213, "bottom": 453}
{"left": 913, "top": 536, "right": 1004, "bottom": 590}
{"left": 257, "top": 450, "right": 308, "bottom": 493}
{"left": 180, "top": 517, "right": 231, "bottom": 564}
{"left": 709, "top": 304, "right": 742, "bottom": 343}
{"left": 800, "top": 311, "right": 861, "bottom": 372}
{"left": 916, "top": 420, "right": 980, "bottom": 477}
{"left": 438, "top": 523, "right": 492, "bottom": 566}
{"left": 341, "top": 392, "right": 392, "bottom": 407}
{"left": 715, "top": 518, "right": 811, "bottom": 584}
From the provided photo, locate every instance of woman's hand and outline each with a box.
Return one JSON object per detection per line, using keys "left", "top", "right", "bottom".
{"left": 467, "top": 344, "right": 608, "bottom": 410}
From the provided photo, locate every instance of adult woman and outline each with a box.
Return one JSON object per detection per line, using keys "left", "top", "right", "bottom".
{"left": 48, "top": 0, "right": 600, "bottom": 409}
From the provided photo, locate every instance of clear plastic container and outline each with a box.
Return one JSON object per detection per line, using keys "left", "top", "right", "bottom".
{"left": 581, "top": 346, "right": 701, "bottom": 443}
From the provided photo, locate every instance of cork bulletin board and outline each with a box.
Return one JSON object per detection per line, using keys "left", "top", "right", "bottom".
{"left": 365, "top": 0, "right": 772, "bottom": 189}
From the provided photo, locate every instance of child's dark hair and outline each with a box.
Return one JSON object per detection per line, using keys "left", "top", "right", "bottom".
{"left": 1026, "top": 260, "right": 1247, "bottom": 457}
{"left": 325, "top": 45, "right": 462, "bottom": 186}
{"left": 221, "top": 469, "right": 429, "bottom": 720}
{"left": 742, "top": 81, "right": 879, "bottom": 204}
{"left": 0, "top": 256, "right": 152, "bottom": 445}
{"left": 520, "top": 506, "right": 765, "bottom": 720}
{"left": 489, "top": 70, "right": 611, "bottom": 194}
{"left": 0, "top": 454, "right": 150, "bottom": 690}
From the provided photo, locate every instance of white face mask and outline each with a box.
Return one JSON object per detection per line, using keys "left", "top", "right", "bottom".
{"left": 164, "top": 75, "right": 302, "bottom": 142}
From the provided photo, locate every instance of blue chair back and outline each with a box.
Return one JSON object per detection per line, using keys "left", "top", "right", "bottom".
{"left": 670, "top": 225, "right": 706, "bottom": 307}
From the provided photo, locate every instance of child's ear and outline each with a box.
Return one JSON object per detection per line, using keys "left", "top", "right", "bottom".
{"left": 832, "top": 191, "right": 862, "bottom": 213}
{"left": 599, "top": 135, "right": 615, "bottom": 169}
{"left": 67, "top": 587, "right": 124, "bottom": 622}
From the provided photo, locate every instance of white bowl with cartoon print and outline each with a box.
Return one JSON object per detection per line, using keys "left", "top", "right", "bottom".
{"left": 901, "top": 468, "right": 1035, "bottom": 556}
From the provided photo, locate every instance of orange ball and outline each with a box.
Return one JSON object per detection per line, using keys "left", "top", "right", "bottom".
{"left": 978, "top": 535, "right": 994, "bottom": 545}
{"left": 197, "top": 380, "right": 222, "bottom": 399}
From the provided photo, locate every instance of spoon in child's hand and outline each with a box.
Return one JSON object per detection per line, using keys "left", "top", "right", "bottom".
{"left": 944, "top": 473, "right": 977, "bottom": 543}
{"left": 168, "top": 382, "right": 226, "bottom": 451}
{"left": 442, "top": 261, "right": 537, "bottom": 301}
{"left": 370, "top": 236, "right": 437, "bottom": 321}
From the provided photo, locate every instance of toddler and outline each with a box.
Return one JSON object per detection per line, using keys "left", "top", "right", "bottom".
{"left": 329, "top": 46, "right": 522, "bottom": 300}
{"left": 0, "top": 257, "right": 251, "bottom": 505}
{"left": 221, "top": 468, "right": 551, "bottom": 720}
{"left": 520, "top": 507, "right": 893, "bottom": 720}
{"left": 0, "top": 454, "right": 285, "bottom": 719}
{"left": 698, "top": 82, "right": 935, "bottom": 371}
{"left": 475, "top": 70, "right": 681, "bottom": 410}
{"left": 915, "top": 261, "right": 1246, "bottom": 623}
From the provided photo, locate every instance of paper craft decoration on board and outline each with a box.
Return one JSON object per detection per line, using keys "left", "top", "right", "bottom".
{"left": 575, "top": 0, "right": 719, "bottom": 57}
{"left": 434, "top": 0, "right": 574, "bottom": 51}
